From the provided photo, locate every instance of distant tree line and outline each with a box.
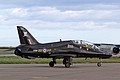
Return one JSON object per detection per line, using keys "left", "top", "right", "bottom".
{"left": 0, "top": 47, "right": 15, "bottom": 49}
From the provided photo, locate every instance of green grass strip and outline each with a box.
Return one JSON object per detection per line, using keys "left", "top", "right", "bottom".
{"left": 0, "top": 56, "right": 120, "bottom": 64}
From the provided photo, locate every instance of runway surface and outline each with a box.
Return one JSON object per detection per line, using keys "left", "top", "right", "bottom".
{"left": 0, "top": 63, "right": 120, "bottom": 80}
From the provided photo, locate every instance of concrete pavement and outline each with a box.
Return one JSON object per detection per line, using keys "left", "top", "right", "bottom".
{"left": 0, "top": 63, "right": 120, "bottom": 80}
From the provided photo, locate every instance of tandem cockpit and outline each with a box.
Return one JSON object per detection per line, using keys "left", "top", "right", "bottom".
{"left": 72, "top": 40, "right": 100, "bottom": 50}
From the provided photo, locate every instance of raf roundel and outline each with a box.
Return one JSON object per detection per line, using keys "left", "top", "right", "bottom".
{"left": 43, "top": 49, "right": 47, "bottom": 53}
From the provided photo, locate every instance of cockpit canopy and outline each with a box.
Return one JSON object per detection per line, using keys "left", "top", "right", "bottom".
{"left": 72, "top": 40, "right": 100, "bottom": 50}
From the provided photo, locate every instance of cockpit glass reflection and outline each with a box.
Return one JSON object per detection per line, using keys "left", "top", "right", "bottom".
{"left": 73, "top": 40, "right": 100, "bottom": 50}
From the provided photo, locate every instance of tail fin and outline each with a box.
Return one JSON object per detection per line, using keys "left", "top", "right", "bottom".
{"left": 17, "top": 26, "right": 39, "bottom": 45}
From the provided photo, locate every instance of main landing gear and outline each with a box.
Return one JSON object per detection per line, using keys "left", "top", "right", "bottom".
{"left": 63, "top": 57, "right": 72, "bottom": 68}
{"left": 49, "top": 58, "right": 56, "bottom": 67}
{"left": 49, "top": 57, "right": 72, "bottom": 68}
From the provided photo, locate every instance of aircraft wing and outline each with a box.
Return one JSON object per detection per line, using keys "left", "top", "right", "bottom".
{"left": 94, "top": 43, "right": 120, "bottom": 48}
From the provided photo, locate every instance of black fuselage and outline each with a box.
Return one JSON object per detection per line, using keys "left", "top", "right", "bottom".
{"left": 15, "top": 40, "right": 112, "bottom": 59}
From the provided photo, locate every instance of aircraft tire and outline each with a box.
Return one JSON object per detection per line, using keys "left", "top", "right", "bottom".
{"left": 97, "top": 62, "right": 102, "bottom": 67}
{"left": 49, "top": 61, "right": 54, "bottom": 67}
{"left": 65, "top": 62, "right": 70, "bottom": 68}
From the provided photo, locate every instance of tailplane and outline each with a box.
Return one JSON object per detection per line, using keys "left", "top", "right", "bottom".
{"left": 17, "top": 26, "right": 39, "bottom": 45}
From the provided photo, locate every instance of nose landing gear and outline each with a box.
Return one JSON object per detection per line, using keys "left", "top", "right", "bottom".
{"left": 97, "top": 58, "right": 102, "bottom": 67}
{"left": 97, "top": 62, "right": 102, "bottom": 67}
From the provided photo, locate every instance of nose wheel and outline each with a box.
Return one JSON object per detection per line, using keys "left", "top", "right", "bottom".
{"left": 97, "top": 58, "right": 102, "bottom": 67}
{"left": 97, "top": 62, "right": 102, "bottom": 67}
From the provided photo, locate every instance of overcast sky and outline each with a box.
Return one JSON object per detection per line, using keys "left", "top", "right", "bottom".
{"left": 0, "top": 0, "right": 120, "bottom": 46}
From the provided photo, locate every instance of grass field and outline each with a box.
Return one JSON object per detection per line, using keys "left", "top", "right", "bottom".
{"left": 0, "top": 49, "right": 14, "bottom": 55}
{"left": 0, "top": 56, "right": 120, "bottom": 64}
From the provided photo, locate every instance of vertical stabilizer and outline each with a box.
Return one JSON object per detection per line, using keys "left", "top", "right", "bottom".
{"left": 17, "top": 26, "right": 39, "bottom": 45}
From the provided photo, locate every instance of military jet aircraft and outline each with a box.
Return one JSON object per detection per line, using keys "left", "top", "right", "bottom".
{"left": 14, "top": 26, "right": 119, "bottom": 68}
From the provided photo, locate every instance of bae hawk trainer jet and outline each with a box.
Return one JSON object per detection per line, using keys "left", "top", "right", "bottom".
{"left": 15, "top": 26, "right": 119, "bottom": 68}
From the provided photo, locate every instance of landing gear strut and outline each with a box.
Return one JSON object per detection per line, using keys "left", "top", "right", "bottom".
{"left": 49, "top": 58, "right": 56, "bottom": 67}
{"left": 63, "top": 57, "right": 72, "bottom": 68}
